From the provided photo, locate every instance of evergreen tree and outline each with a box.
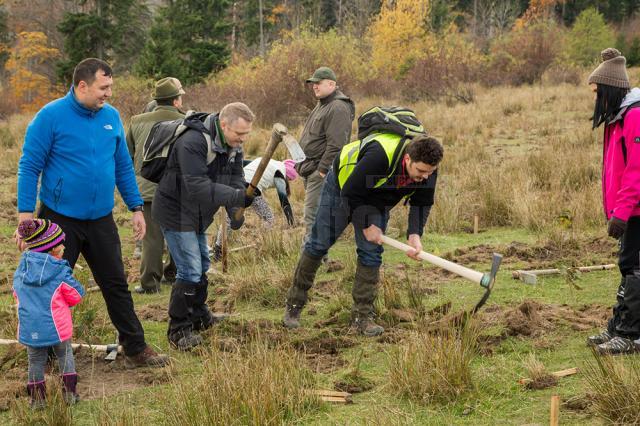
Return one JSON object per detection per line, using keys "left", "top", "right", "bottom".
{"left": 56, "top": 0, "right": 149, "bottom": 85}
{"left": 136, "top": 0, "right": 231, "bottom": 84}
{"left": 565, "top": 7, "right": 615, "bottom": 66}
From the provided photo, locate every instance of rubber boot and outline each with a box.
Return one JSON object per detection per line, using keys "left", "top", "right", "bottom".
{"left": 27, "top": 381, "right": 46, "bottom": 410}
{"left": 192, "top": 275, "right": 225, "bottom": 331}
{"left": 351, "top": 262, "right": 384, "bottom": 337}
{"left": 167, "top": 279, "right": 203, "bottom": 351}
{"left": 61, "top": 373, "right": 79, "bottom": 405}
{"left": 283, "top": 250, "right": 323, "bottom": 329}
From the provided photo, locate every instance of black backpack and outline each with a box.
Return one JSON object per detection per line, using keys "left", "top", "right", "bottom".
{"left": 357, "top": 106, "right": 426, "bottom": 140}
{"left": 141, "top": 112, "right": 217, "bottom": 183}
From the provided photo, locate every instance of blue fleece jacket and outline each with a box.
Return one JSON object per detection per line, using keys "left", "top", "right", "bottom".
{"left": 17, "top": 88, "right": 142, "bottom": 219}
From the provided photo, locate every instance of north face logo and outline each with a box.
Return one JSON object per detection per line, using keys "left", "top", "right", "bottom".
{"left": 104, "top": 124, "right": 113, "bottom": 130}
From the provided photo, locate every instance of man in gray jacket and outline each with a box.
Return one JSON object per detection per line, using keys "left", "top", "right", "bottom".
{"left": 126, "top": 77, "right": 185, "bottom": 294}
{"left": 296, "top": 67, "right": 355, "bottom": 244}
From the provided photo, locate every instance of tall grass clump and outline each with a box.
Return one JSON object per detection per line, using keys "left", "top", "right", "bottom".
{"left": 163, "top": 342, "right": 321, "bottom": 425}
{"left": 387, "top": 323, "right": 478, "bottom": 404}
{"left": 583, "top": 349, "right": 640, "bottom": 424}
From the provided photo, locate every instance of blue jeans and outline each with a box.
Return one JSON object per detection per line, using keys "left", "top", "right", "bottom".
{"left": 304, "top": 170, "right": 388, "bottom": 267}
{"left": 162, "top": 230, "right": 210, "bottom": 284}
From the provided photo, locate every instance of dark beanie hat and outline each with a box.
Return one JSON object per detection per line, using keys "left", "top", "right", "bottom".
{"left": 18, "top": 219, "right": 65, "bottom": 253}
{"left": 588, "top": 48, "right": 630, "bottom": 89}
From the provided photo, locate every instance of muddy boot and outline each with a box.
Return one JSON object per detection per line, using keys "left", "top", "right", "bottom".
{"left": 283, "top": 251, "right": 323, "bottom": 329}
{"left": 27, "top": 381, "right": 46, "bottom": 410}
{"left": 61, "top": 373, "right": 79, "bottom": 405}
{"left": 167, "top": 280, "right": 203, "bottom": 351}
{"left": 351, "top": 262, "right": 384, "bottom": 337}
{"left": 283, "top": 304, "right": 303, "bottom": 329}
{"left": 596, "top": 336, "right": 636, "bottom": 355}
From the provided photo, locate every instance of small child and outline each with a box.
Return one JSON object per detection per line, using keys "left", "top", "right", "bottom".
{"left": 13, "top": 219, "right": 85, "bottom": 408}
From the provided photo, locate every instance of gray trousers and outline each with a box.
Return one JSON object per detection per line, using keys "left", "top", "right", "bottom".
{"left": 141, "top": 201, "right": 176, "bottom": 290}
{"left": 302, "top": 171, "right": 326, "bottom": 244}
{"left": 27, "top": 340, "right": 75, "bottom": 383}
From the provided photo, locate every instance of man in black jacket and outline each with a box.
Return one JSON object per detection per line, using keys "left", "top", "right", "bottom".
{"left": 153, "top": 102, "right": 256, "bottom": 350}
{"left": 283, "top": 134, "right": 444, "bottom": 336}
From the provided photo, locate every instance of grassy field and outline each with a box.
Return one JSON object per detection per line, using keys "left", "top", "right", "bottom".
{"left": 1, "top": 76, "right": 639, "bottom": 425}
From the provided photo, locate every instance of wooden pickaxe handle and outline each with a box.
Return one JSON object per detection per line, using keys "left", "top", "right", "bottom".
{"left": 233, "top": 123, "right": 287, "bottom": 221}
{"left": 380, "top": 235, "right": 488, "bottom": 285}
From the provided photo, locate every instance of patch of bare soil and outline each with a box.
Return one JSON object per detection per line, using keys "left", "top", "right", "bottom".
{"left": 563, "top": 394, "right": 594, "bottom": 412}
{"left": 524, "top": 373, "right": 558, "bottom": 390}
{"left": 0, "top": 346, "right": 171, "bottom": 407}
{"left": 73, "top": 349, "right": 171, "bottom": 400}
{"left": 481, "top": 300, "right": 609, "bottom": 338}
{"left": 443, "top": 237, "right": 617, "bottom": 270}
{"left": 305, "top": 353, "right": 347, "bottom": 373}
{"left": 325, "top": 259, "right": 345, "bottom": 273}
{"left": 291, "top": 331, "right": 357, "bottom": 355}
{"left": 136, "top": 303, "right": 168, "bottom": 322}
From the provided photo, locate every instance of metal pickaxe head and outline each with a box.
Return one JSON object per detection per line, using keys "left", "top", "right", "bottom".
{"left": 479, "top": 253, "right": 503, "bottom": 289}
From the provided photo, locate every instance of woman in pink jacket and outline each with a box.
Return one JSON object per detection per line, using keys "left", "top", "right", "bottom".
{"left": 586, "top": 48, "right": 640, "bottom": 355}
{"left": 13, "top": 219, "right": 85, "bottom": 408}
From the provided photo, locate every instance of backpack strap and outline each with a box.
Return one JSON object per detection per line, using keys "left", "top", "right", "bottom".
{"left": 202, "top": 114, "right": 217, "bottom": 165}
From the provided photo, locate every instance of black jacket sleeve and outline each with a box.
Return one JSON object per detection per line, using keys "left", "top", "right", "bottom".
{"left": 406, "top": 172, "right": 437, "bottom": 237}
{"left": 177, "top": 132, "right": 243, "bottom": 209}
{"left": 340, "top": 142, "right": 389, "bottom": 229}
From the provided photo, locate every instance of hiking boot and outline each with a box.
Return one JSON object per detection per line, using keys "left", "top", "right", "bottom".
{"left": 134, "top": 285, "right": 160, "bottom": 294}
{"left": 62, "top": 374, "right": 79, "bottom": 405}
{"left": 285, "top": 250, "right": 323, "bottom": 310}
{"left": 124, "top": 346, "right": 170, "bottom": 369}
{"left": 587, "top": 330, "right": 614, "bottom": 346}
{"left": 596, "top": 336, "right": 636, "bottom": 355}
{"left": 169, "top": 331, "right": 203, "bottom": 351}
{"left": 283, "top": 304, "right": 303, "bottom": 329}
{"left": 352, "top": 315, "right": 384, "bottom": 337}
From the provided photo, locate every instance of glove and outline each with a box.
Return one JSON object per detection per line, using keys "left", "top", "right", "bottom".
{"left": 236, "top": 189, "right": 256, "bottom": 208}
{"left": 607, "top": 216, "right": 627, "bottom": 239}
{"left": 243, "top": 181, "right": 261, "bottom": 197}
{"left": 230, "top": 215, "right": 245, "bottom": 230}
{"left": 283, "top": 204, "right": 295, "bottom": 226}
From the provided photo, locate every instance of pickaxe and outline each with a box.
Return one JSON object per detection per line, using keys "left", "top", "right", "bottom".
{"left": 232, "top": 123, "right": 304, "bottom": 219}
{"left": 380, "top": 235, "right": 502, "bottom": 313}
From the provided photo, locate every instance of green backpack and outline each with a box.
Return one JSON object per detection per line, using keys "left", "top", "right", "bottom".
{"left": 357, "top": 106, "right": 426, "bottom": 140}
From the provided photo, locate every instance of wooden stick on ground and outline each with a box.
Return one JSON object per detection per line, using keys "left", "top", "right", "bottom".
{"left": 513, "top": 264, "right": 616, "bottom": 285}
{"left": 550, "top": 395, "right": 560, "bottom": 426}
{"left": 518, "top": 367, "right": 579, "bottom": 385}
{"left": 221, "top": 211, "right": 228, "bottom": 273}
{"left": 311, "top": 390, "right": 353, "bottom": 404}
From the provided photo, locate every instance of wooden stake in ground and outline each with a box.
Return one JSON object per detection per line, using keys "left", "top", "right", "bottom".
{"left": 473, "top": 214, "right": 479, "bottom": 234}
{"left": 221, "top": 211, "right": 228, "bottom": 273}
{"left": 550, "top": 395, "right": 560, "bottom": 426}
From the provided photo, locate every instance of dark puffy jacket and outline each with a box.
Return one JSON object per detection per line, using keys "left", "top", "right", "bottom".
{"left": 152, "top": 113, "right": 246, "bottom": 232}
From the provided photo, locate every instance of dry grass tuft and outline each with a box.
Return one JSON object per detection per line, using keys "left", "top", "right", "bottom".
{"left": 387, "top": 322, "right": 478, "bottom": 404}
{"left": 522, "top": 353, "right": 558, "bottom": 390}
{"left": 163, "top": 341, "right": 322, "bottom": 425}
{"left": 583, "top": 349, "right": 640, "bottom": 424}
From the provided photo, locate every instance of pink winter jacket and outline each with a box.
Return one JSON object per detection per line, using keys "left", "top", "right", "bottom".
{"left": 602, "top": 97, "right": 640, "bottom": 222}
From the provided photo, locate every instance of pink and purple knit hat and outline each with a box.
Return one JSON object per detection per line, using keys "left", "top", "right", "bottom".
{"left": 283, "top": 159, "right": 298, "bottom": 181}
{"left": 18, "top": 219, "right": 66, "bottom": 253}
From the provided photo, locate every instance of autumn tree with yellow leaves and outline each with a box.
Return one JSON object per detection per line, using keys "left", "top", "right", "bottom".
{"left": 5, "top": 31, "right": 61, "bottom": 112}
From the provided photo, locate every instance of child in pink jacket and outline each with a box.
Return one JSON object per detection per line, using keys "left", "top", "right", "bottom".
{"left": 586, "top": 48, "right": 640, "bottom": 354}
{"left": 13, "top": 219, "right": 85, "bottom": 408}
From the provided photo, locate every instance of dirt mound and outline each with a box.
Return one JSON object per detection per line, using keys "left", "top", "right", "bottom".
{"left": 136, "top": 303, "right": 168, "bottom": 322}
{"left": 444, "top": 237, "right": 617, "bottom": 270}
{"left": 292, "top": 331, "right": 356, "bottom": 355}
{"left": 524, "top": 373, "right": 558, "bottom": 390}
{"left": 482, "top": 300, "right": 609, "bottom": 338}
{"left": 325, "top": 259, "right": 345, "bottom": 273}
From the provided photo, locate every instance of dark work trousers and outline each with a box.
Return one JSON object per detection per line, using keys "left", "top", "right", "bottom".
{"left": 608, "top": 216, "right": 640, "bottom": 339}
{"left": 39, "top": 204, "right": 147, "bottom": 356}
{"left": 140, "top": 202, "right": 176, "bottom": 290}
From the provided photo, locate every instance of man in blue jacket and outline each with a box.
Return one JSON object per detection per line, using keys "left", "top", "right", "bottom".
{"left": 16, "top": 58, "right": 169, "bottom": 368}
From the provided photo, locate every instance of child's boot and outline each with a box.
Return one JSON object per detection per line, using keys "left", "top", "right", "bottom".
{"left": 62, "top": 373, "right": 80, "bottom": 405}
{"left": 27, "top": 381, "right": 46, "bottom": 409}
